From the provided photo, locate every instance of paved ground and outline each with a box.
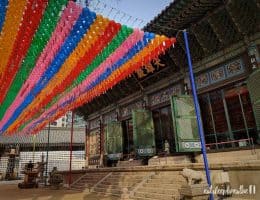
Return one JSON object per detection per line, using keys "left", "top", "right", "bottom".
{"left": 0, "top": 184, "right": 119, "bottom": 200}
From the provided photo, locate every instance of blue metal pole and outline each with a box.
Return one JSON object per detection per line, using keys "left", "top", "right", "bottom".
{"left": 183, "top": 30, "right": 213, "bottom": 200}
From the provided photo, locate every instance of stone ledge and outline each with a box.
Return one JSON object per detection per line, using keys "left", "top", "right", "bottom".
{"left": 59, "top": 161, "right": 260, "bottom": 173}
{"left": 148, "top": 155, "right": 192, "bottom": 166}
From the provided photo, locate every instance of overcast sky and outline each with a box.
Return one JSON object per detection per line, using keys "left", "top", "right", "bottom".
{"left": 88, "top": 0, "right": 173, "bottom": 28}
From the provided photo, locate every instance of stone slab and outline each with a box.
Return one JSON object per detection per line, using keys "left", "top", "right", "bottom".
{"left": 148, "top": 155, "right": 192, "bottom": 166}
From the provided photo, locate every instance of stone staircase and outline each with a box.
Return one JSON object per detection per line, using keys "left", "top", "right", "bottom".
{"left": 91, "top": 171, "right": 152, "bottom": 197}
{"left": 70, "top": 172, "right": 108, "bottom": 191}
{"left": 130, "top": 171, "right": 187, "bottom": 200}
{"left": 70, "top": 170, "right": 188, "bottom": 199}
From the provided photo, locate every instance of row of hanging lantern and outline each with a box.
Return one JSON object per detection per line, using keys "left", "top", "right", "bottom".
{"left": 0, "top": 0, "right": 27, "bottom": 90}
{"left": 0, "top": 0, "right": 68, "bottom": 119}
{"left": 0, "top": 0, "right": 176, "bottom": 135}
{"left": 0, "top": 1, "right": 83, "bottom": 131}
{"left": 21, "top": 35, "right": 175, "bottom": 134}
{"left": 0, "top": 0, "right": 48, "bottom": 106}
{"left": 0, "top": 0, "right": 67, "bottom": 122}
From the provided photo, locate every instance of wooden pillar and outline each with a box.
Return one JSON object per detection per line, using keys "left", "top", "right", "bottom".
{"left": 86, "top": 121, "right": 90, "bottom": 167}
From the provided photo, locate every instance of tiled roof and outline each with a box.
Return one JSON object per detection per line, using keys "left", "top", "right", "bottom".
{"left": 143, "top": 0, "right": 224, "bottom": 36}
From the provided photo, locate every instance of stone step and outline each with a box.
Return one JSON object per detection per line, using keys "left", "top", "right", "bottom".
{"left": 77, "top": 178, "right": 101, "bottom": 183}
{"left": 71, "top": 182, "right": 93, "bottom": 187}
{"left": 75, "top": 179, "right": 98, "bottom": 183}
{"left": 156, "top": 171, "right": 181, "bottom": 174}
{"left": 134, "top": 191, "right": 179, "bottom": 200}
{"left": 148, "top": 156, "right": 191, "bottom": 166}
{"left": 71, "top": 173, "right": 107, "bottom": 187}
{"left": 154, "top": 173, "right": 185, "bottom": 179}
{"left": 152, "top": 173, "right": 184, "bottom": 177}
{"left": 147, "top": 178, "right": 185, "bottom": 184}
{"left": 70, "top": 187, "right": 84, "bottom": 191}
{"left": 81, "top": 175, "right": 106, "bottom": 179}
{"left": 85, "top": 173, "right": 108, "bottom": 175}
{"left": 71, "top": 185, "right": 86, "bottom": 189}
{"left": 105, "top": 177, "right": 144, "bottom": 182}
{"left": 109, "top": 174, "right": 148, "bottom": 178}
{"left": 112, "top": 171, "right": 148, "bottom": 174}
{"left": 143, "top": 182, "right": 184, "bottom": 189}
{"left": 82, "top": 174, "right": 106, "bottom": 177}
{"left": 77, "top": 180, "right": 101, "bottom": 184}
{"left": 71, "top": 178, "right": 103, "bottom": 190}
{"left": 81, "top": 176, "right": 103, "bottom": 180}
{"left": 82, "top": 174, "right": 106, "bottom": 178}
{"left": 111, "top": 172, "right": 149, "bottom": 176}
{"left": 153, "top": 173, "right": 185, "bottom": 178}
{"left": 140, "top": 187, "right": 179, "bottom": 195}
{"left": 70, "top": 185, "right": 91, "bottom": 191}
{"left": 93, "top": 187, "right": 123, "bottom": 195}
{"left": 71, "top": 184, "right": 89, "bottom": 187}
{"left": 225, "top": 197, "right": 254, "bottom": 200}
{"left": 91, "top": 191, "right": 121, "bottom": 197}
{"left": 98, "top": 181, "right": 136, "bottom": 187}
{"left": 151, "top": 176, "right": 186, "bottom": 182}
{"left": 95, "top": 184, "right": 132, "bottom": 190}
{"left": 101, "top": 178, "right": 143, "bottom": 184}
{"left": 130, "top": 197, "right": 181, "bottom": 200}
{"left": 130, "top": 198, "right": 159, "bottom": 200}
{"left": 117, "top": 160, "right": 143, "bottom": 167}
{"left": 72, "top": 182, "right": 95, "bottom": 187}
{"left": 72, "top": 178, "right": 103, "bottom": 184}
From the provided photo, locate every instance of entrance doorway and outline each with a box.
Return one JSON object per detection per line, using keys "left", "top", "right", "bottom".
{"left": 122, "top": 119, "right": 134, "bottom": 159}
{"left": 152, "top": 106, "right": 175, "bottom": 155}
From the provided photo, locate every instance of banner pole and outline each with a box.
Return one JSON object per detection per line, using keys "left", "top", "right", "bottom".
{"left": 45, "top": 122, "right": 50, "bottom": 186}
{"left": 183, "top": 30, "right": 213, "bottom": 200}
{"left": 69, "top": 111, "right": 75, "bottom": 186}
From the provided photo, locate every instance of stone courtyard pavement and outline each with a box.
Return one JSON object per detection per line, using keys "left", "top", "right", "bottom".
{"left": 0, "top": 184, "right": 119, "bottom": 200}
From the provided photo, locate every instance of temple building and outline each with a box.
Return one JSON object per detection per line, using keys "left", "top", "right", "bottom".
{"left": 74, "top": 0, "right": 260, "bottom": 168}
{"left": 0, "top": 0, "right": 260, "bottom": 199}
